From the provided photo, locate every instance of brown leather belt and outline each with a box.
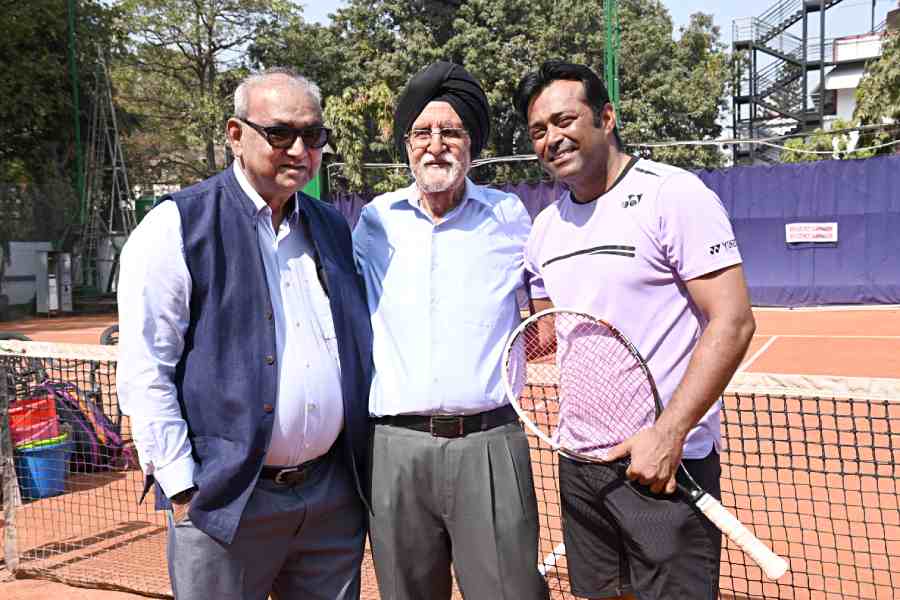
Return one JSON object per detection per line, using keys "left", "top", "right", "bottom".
{"left": 373, "top": 404, "right": 518, "bottom": 438}
{"left": 260, "top": 452, "right": 329, "bottom": 486}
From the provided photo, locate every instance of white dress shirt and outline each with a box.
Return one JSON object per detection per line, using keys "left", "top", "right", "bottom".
{"left": 117, "top": 162, "right": 343, "bottom": 498}
{"left": 353, "top": 179, "right": 531, "bottom": 416}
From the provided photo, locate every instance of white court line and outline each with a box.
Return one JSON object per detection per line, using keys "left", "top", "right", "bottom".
{"left": 753, "top": 334, "right": 900, "bottom": 340}
{"left": 539, "top": 543, "right": 566, "bottom": 575}
{"left": 738, "top": 335, "right": 778, "bottom": 373}
{"left": 753, "top": 304, "right": 900, "bottom": 312}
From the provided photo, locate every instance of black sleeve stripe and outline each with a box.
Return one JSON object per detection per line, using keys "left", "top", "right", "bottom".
{"left": 634, "top": 167, "right": 660, "bottom": 177}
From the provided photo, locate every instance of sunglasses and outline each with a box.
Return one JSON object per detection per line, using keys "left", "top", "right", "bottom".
{"left": 237, "top": 117, "right": 331, "bottom": 150}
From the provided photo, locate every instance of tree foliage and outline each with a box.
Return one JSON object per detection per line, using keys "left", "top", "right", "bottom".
{"left": 854, "top": 30, "right": 900, "bottom": 153}
{"left": 782, "top": 31, "right": 899, "bottom": 164}
{"left": 323, "top": 82, "right": 410, "bottom": 194}
{"left": 113, "top": 0, "right": 293, "bottom": 185}
{"left": 781, "top": 118, "right": 883, "bottom": 163}
{"left": 0, "top": 0, "right": 119, "bottom": 245}
{"left": 277, "top": 0, "right": 730, "bottom": 191}
{"left": 4, "top": 0, "right": 734, "bottom": 206}
{"left": 0, "top": 0, "right": 118, "bottom": 183}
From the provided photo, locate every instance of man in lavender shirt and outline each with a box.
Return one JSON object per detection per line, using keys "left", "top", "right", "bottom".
{"left": 514, "top": 61, "right": 756, "bottom": 600}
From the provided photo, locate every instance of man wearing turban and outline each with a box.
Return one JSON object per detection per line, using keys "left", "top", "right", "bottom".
{"left": 352, "top": 62, "right": 549, "bottom": 600}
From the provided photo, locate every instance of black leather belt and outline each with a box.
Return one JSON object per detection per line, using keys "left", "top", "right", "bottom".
{"left": 373, "top": 404, "right": 519, "bottom": 438}
{"left": 260, "top": 452, "right": 329, "bottom": 486}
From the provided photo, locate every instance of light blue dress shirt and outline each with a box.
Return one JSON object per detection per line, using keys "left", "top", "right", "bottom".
{"left": 352, "top": 178, "right": 531, "bottom": 416}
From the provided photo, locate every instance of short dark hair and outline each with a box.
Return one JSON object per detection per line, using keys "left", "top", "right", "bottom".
{"left": 514, "top": 60, "right": 623, "bottom": 148}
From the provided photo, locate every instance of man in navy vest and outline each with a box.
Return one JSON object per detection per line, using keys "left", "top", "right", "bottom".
{"left": 117, "top": 67, "right": 372, "bottom": 600}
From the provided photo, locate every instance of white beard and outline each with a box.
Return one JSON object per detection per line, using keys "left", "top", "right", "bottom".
{"left": 411, "top": 154, "right": 467, "bottom": 193}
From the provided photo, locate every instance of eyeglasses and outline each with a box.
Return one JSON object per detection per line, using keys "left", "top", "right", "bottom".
{"left": 237, "top": 117, "right": 331, "bottom": 150}
{"left": 405, "top": 127, "right": 468, "bottom": 148}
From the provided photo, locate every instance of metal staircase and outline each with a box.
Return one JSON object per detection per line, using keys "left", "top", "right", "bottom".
{"left": 732, "top": 0, "right": 848, "bottom": 163}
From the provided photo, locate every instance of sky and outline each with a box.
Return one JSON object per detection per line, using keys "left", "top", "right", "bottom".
{"left": 300, "top": 0, "right": 895, "bottom": 44}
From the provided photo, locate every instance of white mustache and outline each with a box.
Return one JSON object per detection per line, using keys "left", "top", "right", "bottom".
{"left": 421, "top": 153, "right": 458, "bottom": 166}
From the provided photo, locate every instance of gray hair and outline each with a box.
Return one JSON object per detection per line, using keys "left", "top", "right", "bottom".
{"left": 233, "top": 67, "right": 323, "bottom": 118}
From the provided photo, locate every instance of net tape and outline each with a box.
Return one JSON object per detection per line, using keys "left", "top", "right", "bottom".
{"left": 1, "top": 341, "right": 898, "bottom": 599}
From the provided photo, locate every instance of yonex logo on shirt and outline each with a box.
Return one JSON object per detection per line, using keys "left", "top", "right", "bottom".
{"left": 621, "top": 194, "right": 643, "bottom": 209}
{"left": 709, "top": 239, "right": 738, "bottom": 255}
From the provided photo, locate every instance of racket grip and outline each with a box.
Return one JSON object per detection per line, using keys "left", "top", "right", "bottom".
{"left": 695, "top": 494, "right": 789, "bottom": 580}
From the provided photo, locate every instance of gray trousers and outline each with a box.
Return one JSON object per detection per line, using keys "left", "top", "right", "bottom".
{"left": 370, "top": 421, "right": 550, "bottom": 600}
{"left": 166, "top": 453, "right": 365, "bottom": 600}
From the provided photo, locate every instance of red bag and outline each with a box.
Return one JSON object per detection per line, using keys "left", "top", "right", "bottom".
{"left": 9, "top": 394, "right": 60, "bottom": 447}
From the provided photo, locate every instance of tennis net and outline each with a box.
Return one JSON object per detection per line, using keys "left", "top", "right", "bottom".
{"left": 1, "top": 340, "right": 898, "bottom": 599}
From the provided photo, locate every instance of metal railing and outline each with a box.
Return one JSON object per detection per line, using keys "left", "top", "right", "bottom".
{"left": 735, "top": 0, "right": 847, "bottom": 45}
{"left": 758, "top": 0, "right": 802, "bottom": 32}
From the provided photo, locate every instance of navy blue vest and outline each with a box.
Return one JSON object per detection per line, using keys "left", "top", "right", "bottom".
{"left": 159, "top": 167, "right": 372, "bottom": 544}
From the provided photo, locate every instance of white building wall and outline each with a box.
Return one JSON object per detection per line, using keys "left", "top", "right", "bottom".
{"left": 836, "top": 88, "right": 857, "bottom": 122}
{"left": 1, "top": 241, "right": 53, "bottom": 305}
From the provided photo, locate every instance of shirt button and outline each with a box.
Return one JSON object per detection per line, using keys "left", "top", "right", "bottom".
{"left": 263, "top": 403, "right": 274, "bottom": 413}
{"left": 285, "top": 281, "right": 291, "bottom": 287}
{"left": 309, "top": 403, "right": 317, "bottom": 411}
{"left": 265, "top": 355, "right": 275, "bottom": 365}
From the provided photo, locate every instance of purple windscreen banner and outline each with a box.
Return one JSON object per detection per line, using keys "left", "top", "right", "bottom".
{"left": 332, "top": 155, "right": 900, "bottom": 307}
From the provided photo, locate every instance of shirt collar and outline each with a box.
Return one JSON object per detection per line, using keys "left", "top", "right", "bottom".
{"left": 231, "top": 161, "right": 300, "bottom": 222}
{"left": 392, "top": 177, "right": 493, "bottom": 212}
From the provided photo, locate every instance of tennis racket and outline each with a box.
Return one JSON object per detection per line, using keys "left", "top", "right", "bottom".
{"left": 502, "top": 307, "right": 789, "bottom": 581}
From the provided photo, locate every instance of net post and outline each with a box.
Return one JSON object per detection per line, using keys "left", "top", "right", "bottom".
{"left": 1, "top": 362, "right": 21, "bottom": 574}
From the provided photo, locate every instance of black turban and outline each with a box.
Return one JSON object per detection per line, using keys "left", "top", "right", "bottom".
{"left": 394, "top": 61, "right": 490, "bottom": 159}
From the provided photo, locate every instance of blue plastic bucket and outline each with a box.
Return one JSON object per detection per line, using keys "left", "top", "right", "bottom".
{"left": 14, "top": 440, "right": 74, "bottom": 500}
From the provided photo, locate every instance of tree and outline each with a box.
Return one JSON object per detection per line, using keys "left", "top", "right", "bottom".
{"left": 854, "top": 30, "right": 900, "bottom": 153}
{"left": 323, "top": 82, "right": 410, "bottom": 194}
{"left": 0, "top": 0, "right": 120, "bottom": 243}
{"left": 113, "top": 0, "right": 294, "bottom": 185}
{"left": 619, "top": 10, "right": 729, "bottom": 169}
{"left": 781, "top": 118, "right": 885, "bottom": 163}
{"left": 0, "top": 0, "right": 118, "bottom": 181}
{"left": 294, "top": 0, "right": 730, "bottom": 192}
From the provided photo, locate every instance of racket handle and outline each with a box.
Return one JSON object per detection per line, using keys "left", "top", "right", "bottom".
{"left": 695, "top": 494, "right": 789, "bottom": 580}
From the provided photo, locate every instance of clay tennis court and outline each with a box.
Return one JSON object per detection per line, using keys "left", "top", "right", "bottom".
{"left": 2, "top": 306, "right": 899, "bottom": 599}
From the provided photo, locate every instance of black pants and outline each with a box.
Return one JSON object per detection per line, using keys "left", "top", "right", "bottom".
{"left": 559, "top": 450, "right": 722, "bottom": 600}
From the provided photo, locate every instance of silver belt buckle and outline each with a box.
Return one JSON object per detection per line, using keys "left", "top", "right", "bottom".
{"left": 274, "top": 466, "right": 300, "bottom": 485}
{"left": 430, "top": 415, "right": 465, "bottom": 438}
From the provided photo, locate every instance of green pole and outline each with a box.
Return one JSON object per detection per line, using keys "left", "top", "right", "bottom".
{"left": 604, "top": 0, "right": 620, "bottom": 114}
{"left": 67, "top": 0, "right": 86, "bottom": 226}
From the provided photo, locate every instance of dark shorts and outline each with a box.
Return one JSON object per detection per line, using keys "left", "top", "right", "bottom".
{"left": 559, "top": 450, "right": 722, "bottom": 600}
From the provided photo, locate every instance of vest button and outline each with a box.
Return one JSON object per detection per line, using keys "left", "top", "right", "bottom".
{"left": 266, "top": 310, "right": 273, "bottom": 320}
{"left": 263, "top": 403, "right": 274, "bottom": 413}
{"left": 265, "top": 355, "right": 275, "bottom": 365}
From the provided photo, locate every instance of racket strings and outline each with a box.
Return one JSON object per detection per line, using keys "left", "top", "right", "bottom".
{"left": 513, "top": 312, "right": 657, "bottom": 461}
